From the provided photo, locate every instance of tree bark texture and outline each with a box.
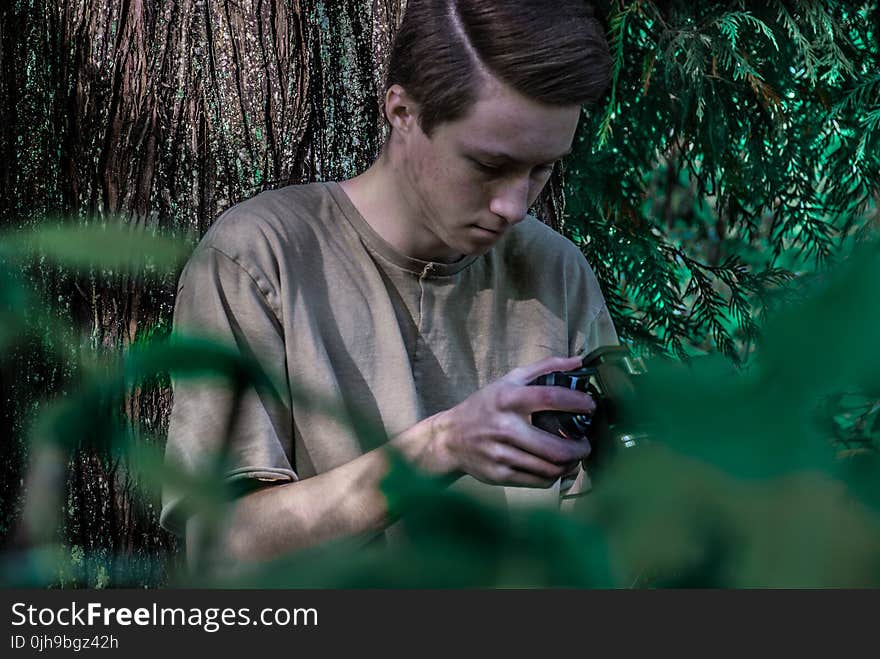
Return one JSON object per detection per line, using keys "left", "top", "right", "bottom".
{"left": 1, "top": 0, "right": 568, "bottom": 584}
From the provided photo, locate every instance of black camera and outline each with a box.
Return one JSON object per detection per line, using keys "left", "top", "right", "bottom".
{"left": 529, "top": 345, "right": 649, "bottom": 456}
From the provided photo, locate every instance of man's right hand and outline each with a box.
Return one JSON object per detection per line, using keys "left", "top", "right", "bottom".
{"left": 422, "top": 356, "right": 596, "bottom": 488}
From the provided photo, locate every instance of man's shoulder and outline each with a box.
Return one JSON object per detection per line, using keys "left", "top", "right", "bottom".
{"left": 180, "top": 182, "right": 343, "bottom": 292}
{"left": 492, "top": 215, "right": 604, "bottom": 299}
{"left": 502, "top": 215, "right": 589, "bottom": 267}
{"left": 202, "top": 182, "right": 336, "bottom": 252}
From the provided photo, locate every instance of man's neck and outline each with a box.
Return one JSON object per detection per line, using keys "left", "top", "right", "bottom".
{"left": 339, "top": 154, "right": 462, "bottom": 264}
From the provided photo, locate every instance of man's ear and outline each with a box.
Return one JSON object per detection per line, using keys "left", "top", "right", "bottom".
{"left": 384, "top": 84, "right": 420, "bottom": 136}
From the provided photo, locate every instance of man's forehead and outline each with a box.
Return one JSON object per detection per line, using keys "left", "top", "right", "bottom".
{"left": 440, "top": 77, "right": 581, "bottom": 161}
{"left": 448, "top": 113, "right": 579, "bottom": 165}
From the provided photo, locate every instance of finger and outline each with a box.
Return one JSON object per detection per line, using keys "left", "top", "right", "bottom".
{"left": 475, "top": 461, "right": 560, "bottom": 488}
{"left": 503, "top": 355, "right": 584, "bottom": 386}
{"left": 496, "top": 470, "right": 560, "bottom": 489}
{"left": 486, "top": 443, "right": 578, "bottom": 481}
{"left": 507, "top": 384, "right": 597, "bottom": 416}
{"left": 506, "top": 424, "right": 593, "bottom": 464}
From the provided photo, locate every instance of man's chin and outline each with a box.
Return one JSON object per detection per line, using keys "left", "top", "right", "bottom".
{"left": 462, "top": 241, "right": 496, "bottom": 258}
{"left": 433, "top": 228, "right": 503, "bottom": 261}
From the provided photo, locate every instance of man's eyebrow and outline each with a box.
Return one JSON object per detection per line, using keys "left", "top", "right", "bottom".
{"left": 471, "top": 148, "right": 573, "bottom": 164}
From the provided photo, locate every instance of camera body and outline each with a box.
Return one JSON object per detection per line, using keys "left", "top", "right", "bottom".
{"left": 529, "top": 345, "right": 648, "bottom": 455}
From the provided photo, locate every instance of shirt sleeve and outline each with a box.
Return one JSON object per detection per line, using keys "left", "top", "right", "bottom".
{"left": 160, "top": 243, "right": 297, "bottom": 537}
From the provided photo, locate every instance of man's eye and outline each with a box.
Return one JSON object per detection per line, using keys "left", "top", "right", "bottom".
{"left": 532, "top": 163, "right": 555, "bottom": 176}
{"left": 472, "top": 160, "right": 501, "bottom": 174}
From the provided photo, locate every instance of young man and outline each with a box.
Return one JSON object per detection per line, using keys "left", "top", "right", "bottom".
{"left": 161, "top": 0, "right": 617, "bottom": 566}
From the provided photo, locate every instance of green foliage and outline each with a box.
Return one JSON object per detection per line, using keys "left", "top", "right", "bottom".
{"left": 0, "top": 223, "right": 196, "bottom": 586}
{"left": 0, "top": 221, "right": 190, "bottom": 275}
{"left": 568, "top": 0, "right": 880, "bottom": 362}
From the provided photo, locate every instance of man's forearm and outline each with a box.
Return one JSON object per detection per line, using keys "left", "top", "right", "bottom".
{"left": 188, "top": 413, "right": 447, "bottom": 566}
{"left": 186, "top": 355, "right": 593, "bottom": 569}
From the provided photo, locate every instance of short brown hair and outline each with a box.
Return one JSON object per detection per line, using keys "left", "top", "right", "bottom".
{"left": 385, "top": 0, "right": 611, "bottom": 136}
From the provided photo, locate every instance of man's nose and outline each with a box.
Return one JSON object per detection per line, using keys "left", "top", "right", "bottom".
{"left": 489, "top": 177, "right": 530, "bottom": 225}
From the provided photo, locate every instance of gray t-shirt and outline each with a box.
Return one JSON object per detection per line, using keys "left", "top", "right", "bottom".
{"left": 161, "top": 182, "right": 618, "bottom": 536}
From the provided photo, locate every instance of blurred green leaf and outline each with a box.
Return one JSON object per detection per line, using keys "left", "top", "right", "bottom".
{"left": 0, "top": 259, "right": 29, "bottom": 349}
{"left": 576, "top": 445, "right": 880, "bottom": 587}
{"left": 0, "top": 220, "right": 190, "bottom": 274}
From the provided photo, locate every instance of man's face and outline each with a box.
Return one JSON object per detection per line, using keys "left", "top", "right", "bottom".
{"left": 396, "top": 75, "right": 581, "bottom": 262}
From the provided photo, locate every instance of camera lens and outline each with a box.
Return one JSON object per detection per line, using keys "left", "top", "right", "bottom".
{"left": 562, "top": 413, "right": 592, "bottom": 437}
